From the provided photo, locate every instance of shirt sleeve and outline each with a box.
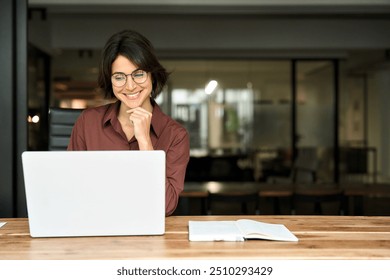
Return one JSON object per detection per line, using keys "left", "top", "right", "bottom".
{"left": 164, "top": 127, "right": 190, "bottom": 216}
{"left": 67, "top": 112, "right": 87, "bottom": 151}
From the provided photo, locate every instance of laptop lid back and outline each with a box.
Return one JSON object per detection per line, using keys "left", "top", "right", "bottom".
{"left": 22, "top": 150, "right": 165, "bottom": 237}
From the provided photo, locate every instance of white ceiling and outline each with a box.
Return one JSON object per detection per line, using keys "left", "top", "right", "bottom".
{"left": 29, "top": 0, "right": 390, "bottom": 86}
{"left": 28, "top": 0, "right": 390, "bottom": 15}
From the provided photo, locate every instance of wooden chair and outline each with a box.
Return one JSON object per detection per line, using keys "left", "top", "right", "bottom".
{"left": 178, "top": 182, "right": 209, "bottom": 215}
{"left": 265, "top": 147, "right": 317, "bottom": 214}
{"left": 267, "top": 147, "right": 318, "bottom": 184}
{"left": 258, "top": 183, "right": 294, "bottom": 214}
{"left": 206, "top": 181, "right": 259, "bottom": 215}
{"left": 292, "top": 184, "right": 345, "bottom": 215}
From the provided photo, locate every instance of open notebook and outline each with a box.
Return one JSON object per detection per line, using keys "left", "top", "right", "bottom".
{"left": 22, "top": 150, "right": 165, "bottom": 237}
{"left": 189, "top": 219, "right": 298, "bottom": 242}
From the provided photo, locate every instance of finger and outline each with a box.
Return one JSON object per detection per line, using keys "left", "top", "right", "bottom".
{"left": 129, "top": 113, "right": 151, "bottom": 127}
{"left": 127, "top": 107, "right": 152, "bottom": 117}
{"left": 129, "top": 111, "right": 152, "bottom": 123}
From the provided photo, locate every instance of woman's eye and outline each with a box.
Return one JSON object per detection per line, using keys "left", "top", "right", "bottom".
{"left": 114, "top": 75, "right": 125, "bottom": 81}
{"left": 133, "top": 72, "right": 144, "bottom": 78}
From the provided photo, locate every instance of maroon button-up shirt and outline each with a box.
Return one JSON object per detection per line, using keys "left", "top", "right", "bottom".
{"left": 67, "top": 100, "right": 190, "bottom": 216}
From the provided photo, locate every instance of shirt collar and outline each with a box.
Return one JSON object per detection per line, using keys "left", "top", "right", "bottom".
{"left": 103, "top": 100, "right": 120, "bottom": 127}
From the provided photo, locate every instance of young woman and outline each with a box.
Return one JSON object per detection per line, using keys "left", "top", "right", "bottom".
{"left": 68, "top": 30, "right": 190, "bottom": 216}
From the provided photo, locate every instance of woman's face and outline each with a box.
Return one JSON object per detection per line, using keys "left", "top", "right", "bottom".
{"left": 111, "top": 55, "right": 153, "bottom": 111}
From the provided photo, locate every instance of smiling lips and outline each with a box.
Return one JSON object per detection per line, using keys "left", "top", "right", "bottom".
{"left": 124, "top": 91, "right": 140, "bottom": 99}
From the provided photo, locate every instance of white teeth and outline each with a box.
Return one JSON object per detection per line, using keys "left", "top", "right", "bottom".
{"left": 126, "top": 92, "right": 140, "bottom": 96}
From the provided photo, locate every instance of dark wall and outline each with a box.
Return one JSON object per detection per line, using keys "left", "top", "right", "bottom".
{"left": 0, "top": 0, "right": 28, "bottom": 218}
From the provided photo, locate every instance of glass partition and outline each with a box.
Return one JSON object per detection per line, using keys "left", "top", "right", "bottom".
{"left": 296, "top": 61, "right": 335, "bottom": 182}
{"left": 163, "top": 60, "right": 291, "bottom": 181}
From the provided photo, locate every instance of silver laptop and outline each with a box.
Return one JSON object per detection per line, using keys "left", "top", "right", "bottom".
{"left": 21, "top": 150, "right": 165, "bottom": 237}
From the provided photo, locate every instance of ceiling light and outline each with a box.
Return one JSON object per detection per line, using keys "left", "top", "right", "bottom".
{"left": 205, "top": 80, "right": 218, "bottom": 95}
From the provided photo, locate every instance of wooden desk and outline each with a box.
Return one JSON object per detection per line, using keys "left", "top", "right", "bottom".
{"left": 1, "top": 216, "right": 390, "bottom": 259}
{"left": 344, "top": 183, "right": 390, "bottom": 197}
{"left": 344, "top": 183, "right": 390, "bottom": 215}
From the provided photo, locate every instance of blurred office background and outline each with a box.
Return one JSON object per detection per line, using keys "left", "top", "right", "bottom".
{"left": 1, "top": 0, "right": 390, "bottom": 217}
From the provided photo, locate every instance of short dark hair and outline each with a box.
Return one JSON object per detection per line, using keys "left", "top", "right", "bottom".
{"left": 98, "top": 29, "right": 169, "bottom": 99}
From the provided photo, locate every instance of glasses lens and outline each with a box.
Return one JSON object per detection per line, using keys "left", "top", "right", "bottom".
{"left": 111, "top": 73, "right": 126, "bottom": 87}
{"left": 132, "top": 70, "right": 147, "bottom": 84}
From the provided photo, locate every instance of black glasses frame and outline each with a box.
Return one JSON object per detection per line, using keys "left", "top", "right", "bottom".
{"left": 111, "top": 69, "right": 148, "bottom": 86}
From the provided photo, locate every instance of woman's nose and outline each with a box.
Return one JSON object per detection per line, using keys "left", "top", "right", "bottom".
{"left": 125, "top": 76, "right": 137, "bottom": 90}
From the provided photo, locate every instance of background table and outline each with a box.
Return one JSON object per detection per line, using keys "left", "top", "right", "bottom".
{"left": 180, "top": 182, "right": 390, "bottom": 215}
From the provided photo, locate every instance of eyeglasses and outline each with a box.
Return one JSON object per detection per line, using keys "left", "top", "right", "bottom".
{"left": 111, "top": 69, "right": 148, "bottom": 87}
